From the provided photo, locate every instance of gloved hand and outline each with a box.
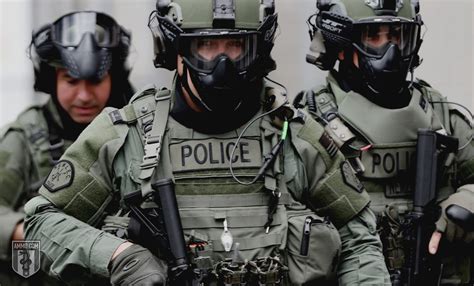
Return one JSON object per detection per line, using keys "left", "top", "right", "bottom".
{"left": 435, "top": 186, "right": 474, "bottom": 243}
{"left": 110, "top": 243, "right": 167, "bottom": 286}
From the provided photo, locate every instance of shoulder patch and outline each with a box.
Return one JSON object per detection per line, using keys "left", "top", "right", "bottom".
{"left": 319, "top": 131, "right": 338, "bottom": 158}
{"left": 108, "top": 109, "right": 125, "bottom": 125}
{"left": 340, "top": 161, "right": 364, "bottom": 193}
{"left": 43, "top": 160, "right": 75, "bottom": 193}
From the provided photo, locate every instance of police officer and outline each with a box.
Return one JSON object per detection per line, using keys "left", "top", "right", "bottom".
{"left": 0, "top": 11, "right": 133, "bottom": 285}
{"left": 295, "top": 0, "right": 474, "bottom": 284}
{"left": 24, "top": 1, "right": 389, "bottom": 285}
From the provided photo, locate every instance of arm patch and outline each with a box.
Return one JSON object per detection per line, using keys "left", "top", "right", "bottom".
{"left": 340, "top": 161, "right": 364, "bottom": 193}
{"left": 43, "top": 160, "right": 74, "bottom": 193}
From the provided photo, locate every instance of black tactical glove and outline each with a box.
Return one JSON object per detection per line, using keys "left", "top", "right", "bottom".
{"left": 110, "top": 243, "right": 167, "bottom": 285}
{"left": 435, "top": 186, "right": 474, "bottom": 243}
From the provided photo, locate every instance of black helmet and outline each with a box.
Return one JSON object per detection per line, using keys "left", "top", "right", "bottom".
{"left": 30, "top": 11, "right": 134, "bottom": 105}
{"left": 148, "top": 0, "right": 278, "bottom": 113}
{"left": 307, "top": 0, "right": 423, "bottom": 106}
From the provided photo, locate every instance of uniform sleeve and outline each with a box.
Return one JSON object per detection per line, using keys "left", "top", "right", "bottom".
{"left": 286, "top": 115, "right": 390, "bottom": 284}
{"left": 0, "top": 128, "right": 31, "bottom": 260}
{"left": 23, "top": 112, "right": 129, "bottom": 281}
{"left": 336, "top": 208, "right": 391, "bottom": 285}
{"left": 449, "top": 110, "right": 474, "bottom": 186}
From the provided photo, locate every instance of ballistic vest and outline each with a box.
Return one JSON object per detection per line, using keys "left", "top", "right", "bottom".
{"left": 0, "top": 96, "right": 70, "bottom": 206}
{"left": 298, "top": 73, "right": 454, "bottom": 215}
{"left": 107, "top": 85, "right": 343, "bottom": 285}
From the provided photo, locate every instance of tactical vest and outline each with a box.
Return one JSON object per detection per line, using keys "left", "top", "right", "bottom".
{"left": 298, "top": 76, "right": 455, "bottom": 215}
{"left": 297, "top": 75, "right": 471, "bottom": 283}
{"left": 106, "top": 85, "right": 342, "bottom": 285}
{"left": 0, "top": 98, "right": 70, "bottom": 207}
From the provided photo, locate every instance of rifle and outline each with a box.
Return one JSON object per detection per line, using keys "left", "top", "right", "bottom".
{"left": 124, "top": 175, "right": 202, "bottom": 285}
{"left": 404, "top": 129, "right": 458, "bottom": 286}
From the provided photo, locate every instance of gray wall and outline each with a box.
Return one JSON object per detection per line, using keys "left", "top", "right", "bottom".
{"left": 1, "top": 0, "right": 473, "bottom": 124}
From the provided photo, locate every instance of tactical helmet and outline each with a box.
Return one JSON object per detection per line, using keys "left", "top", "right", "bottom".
{"left": 30, "top": 11, "right": 133, "bottom": 104}
{"left": 307, "top": 0, "right": 423, "bottom": 102}
{"left": 148, "top": 0, "right": 278, "bottom": 113}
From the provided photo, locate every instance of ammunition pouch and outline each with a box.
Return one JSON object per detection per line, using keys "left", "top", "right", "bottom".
{"left": 214, "top": 256, "right": 288, "bottom": 286}
{"left": 377, "top": 204, "right": 405, "bottom": 274}
{"left": 285, "top": 207, "right": 340, "bottom": 284}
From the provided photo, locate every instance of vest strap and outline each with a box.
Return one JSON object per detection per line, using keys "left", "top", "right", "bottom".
{"left": 139, "top": 89, "right": 172, "bottom": 196}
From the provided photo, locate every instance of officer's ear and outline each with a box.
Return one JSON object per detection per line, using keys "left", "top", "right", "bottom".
{"left": 176, "top": 55, "right": 184, "bottom": 77}
{"left": 338, "top": 51, "right": 344, "bottom": 61}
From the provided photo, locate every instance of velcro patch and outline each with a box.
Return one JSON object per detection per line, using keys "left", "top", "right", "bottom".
{"left": 341, "top": 161, "right": 364, "bottom": 193}
{"left": 43, "top": 160, "right": 74, "bottom": 193}
{"left": 170, "top": 138, "right": 262, "bottom": 172}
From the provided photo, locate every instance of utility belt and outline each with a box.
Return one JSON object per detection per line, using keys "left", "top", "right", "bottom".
{"left": 101, "top": 193, "right": 341, "bottom": 285}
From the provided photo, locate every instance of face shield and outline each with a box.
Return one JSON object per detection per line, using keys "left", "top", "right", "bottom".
{"left": 177, "top": 30, "right": 258, "bottom": 73}
{"left": 352, "top": 20, "right": 420, "bottom": 59}
{"left": 47, "top": 11, "right": 124, "bottom": 80}
{"left": 51, "top": 11, "right": 122, "bottom": 48}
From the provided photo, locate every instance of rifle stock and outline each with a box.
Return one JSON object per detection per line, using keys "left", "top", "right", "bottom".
{"left": 405, "top": 129, "right": 458, "bottom": 286}
{"left": 124, "top": 176, "right": 200, "bottom": 285}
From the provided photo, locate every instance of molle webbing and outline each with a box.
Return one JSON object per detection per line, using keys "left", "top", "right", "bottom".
{"left": 176, "top": 193, "right": 290, "bottom": 208}
{"left": 211, "top": 234, "right": 282, "bottom": 252}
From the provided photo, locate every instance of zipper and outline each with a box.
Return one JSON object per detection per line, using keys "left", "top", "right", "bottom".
{"left": 300, "top": 216, "right": 327, "bottom": 256}
{"left": 300, "top": 216, "right": 313, "bottom": 256}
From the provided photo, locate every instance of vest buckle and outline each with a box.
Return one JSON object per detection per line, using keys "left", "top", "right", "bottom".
{"left": 140, "top": 135, "right": 162, "bottom": 170}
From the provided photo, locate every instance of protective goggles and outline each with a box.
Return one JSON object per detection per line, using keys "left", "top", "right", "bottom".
{"left": 51, "top": 11, "right": 122, "bottom": 48}
{"left": 352, "top": 20, "right": 420, "bottom": 58}
{"left": 177, "top": 30, "right": 259, "bottom": 73}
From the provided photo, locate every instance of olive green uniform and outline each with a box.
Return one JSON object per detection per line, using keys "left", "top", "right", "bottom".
{"left": 24, "top": 83, "right": 390, "bottom": 285}
{"left": 0, "top": 95, "right": 70, "bottom": 285}
{"left": 297, "top": 71, "right": 474, "bottom": 284}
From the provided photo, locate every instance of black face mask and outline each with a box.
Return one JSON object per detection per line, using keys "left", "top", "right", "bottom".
{"left": 57, "top": 33, "right": 112, "bottom": 81}
{"left": 173, "top": 77, "right": 262, "bottom": 134}
{"left": 340, "top": 45, "right": 412, "bottom": 109}
{"left": 181, "top": 56, "right": 253, "bottom": 114}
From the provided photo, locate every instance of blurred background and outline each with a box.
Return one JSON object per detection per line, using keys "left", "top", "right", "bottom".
{"left": 0, "top": 0, "right": 473, "bottom": 125}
